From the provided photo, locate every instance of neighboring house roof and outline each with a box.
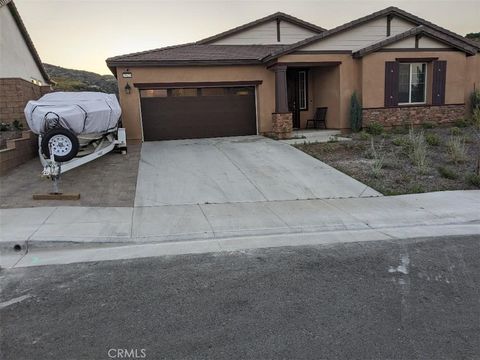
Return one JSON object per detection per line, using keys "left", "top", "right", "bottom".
{"left": 352, "top": 25, "right": 478, "bottom": 58}
{"left": 106, "top": 44, "right": 289, "bottom": 69}
{"left": 196, "top": 12, "right": 325, "bottom": 45}
{"left": 264, "top": 6, "right": 480, "bottom": 61}
{"left": 1, "top": 0, "right": 52, "bottom": 84}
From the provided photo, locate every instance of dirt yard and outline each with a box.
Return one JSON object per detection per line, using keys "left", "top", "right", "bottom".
{"left": 296, "top": 124, "right": 480, "bottom": 195}
{"left": 0, "top": 144, "right": 141, "bottom": 208}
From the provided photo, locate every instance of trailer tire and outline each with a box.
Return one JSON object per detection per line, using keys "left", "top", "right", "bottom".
{"left": 41, "top": 128, "right": 79, "bottom": 162}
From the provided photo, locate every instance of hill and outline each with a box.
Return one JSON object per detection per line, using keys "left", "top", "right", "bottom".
{"left": 43, "top": 63, "right": 118, "bottom": 94}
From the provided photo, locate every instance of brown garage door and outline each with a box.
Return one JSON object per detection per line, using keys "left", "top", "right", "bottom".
{"left": 140, "top": 86, "right": 257, "bottom": 141}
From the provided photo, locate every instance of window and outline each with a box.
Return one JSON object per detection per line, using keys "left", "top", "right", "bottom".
{"left": 298, "top": 71, "right": 307, "bottom": 110}
{"left": 201, "top": 88, "right": 225, "bottom": 96}
{"left": 170, "top": 88, "right": 198, "bottom": 97}
{"left": 140, "top": 89, "right": 167, "bottom": 98}
{"left": 398, "top": 63, "right": 426, "bottom": 104}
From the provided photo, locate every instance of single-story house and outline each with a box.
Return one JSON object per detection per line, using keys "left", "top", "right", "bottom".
{"left": 106, "top": 7, "right": 480, "bottom": 142}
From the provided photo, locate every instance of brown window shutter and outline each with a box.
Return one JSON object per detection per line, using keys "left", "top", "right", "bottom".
{"left": 384, "top": 61, "right": 399, "bottom": 107}
{"left": 432, "top": 60, "right": 447, "bottom": 105}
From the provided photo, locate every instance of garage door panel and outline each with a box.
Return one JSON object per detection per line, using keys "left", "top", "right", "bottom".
{"left": 140, "top": 88, "right": 256, "bottom": 141}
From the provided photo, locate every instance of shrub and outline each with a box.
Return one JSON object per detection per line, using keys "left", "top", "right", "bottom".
{"left": 466, "top": 173, "right": 480, "bottom": 187}
{"left": 369, "top": 137, "right": 385, "bottom": 178}
{"left": 350, "top": 92, "right": 363, "bottom": 132}
{"left": 12, "top": 120, "right": 23, "bottom": 131}
{"left": 425, "top": 133, "right": 440, "bottom": 146}
{"left": 470, "top": 89, "right": 480, "bottom": 113}
{"left": 392, "top": 136, "right": 410, "bottom": 147}
{"left": 422, "top": 122, "right": 436, "bottom": 129}
{"left": 447, "top": 135, "right": 467, "bottom": 164}
{"left": 454, "top": 118, "right": 470, "bottom": 128}
{"left": 450, "top": 127, "right": 462, "bottom": 136}
{"left": 409, "top": 184, "right": 425, "bottom": 193}
{"left": 358, "top": 130, "right": 371, "bottom": 141}
{"left": 437, "top": 166, "right": 458, "bottom": 180}
{"left": 408, "top": 128, "right": 428, "bottom": 171}
{"left": 0, "top": 122, "right": 11, "bottom": 131}
{"left": 365, "top": 121, "right": 384, "bottom": 136}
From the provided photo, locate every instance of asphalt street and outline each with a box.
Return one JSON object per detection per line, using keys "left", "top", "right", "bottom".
{"left": 1, "top": 235, "right": 479, "bottom": 360}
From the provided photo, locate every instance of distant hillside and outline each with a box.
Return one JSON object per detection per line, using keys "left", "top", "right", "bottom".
{"left": 43, "top": 63, "right": 118, "bottom": 94}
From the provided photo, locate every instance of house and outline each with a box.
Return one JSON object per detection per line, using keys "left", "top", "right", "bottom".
{"left": 106, "top": 7, "right": 480, "bottom": 142}
{"left": 0, "top": 0, "right": 52, "bottom": 127}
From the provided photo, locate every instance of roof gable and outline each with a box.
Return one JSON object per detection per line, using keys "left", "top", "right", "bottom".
{"left": 352, "top": 26, "right": 478, "bottom": 58}
{"left": 265, "top": 7, "right": 479, "bottom": 61}
{"left": 197, "top": 12, "right": 325, "bottom": 45}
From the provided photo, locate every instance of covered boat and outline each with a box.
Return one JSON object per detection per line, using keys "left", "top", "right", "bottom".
{"left": 25, "top": 92, "right": 121, "bottom": 136}
{"left": 24, "top": 92, "right": 126, "bottom": 177}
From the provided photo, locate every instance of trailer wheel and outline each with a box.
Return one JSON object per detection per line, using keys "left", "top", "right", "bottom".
{"left": 41, "top": 128, "right": 79, "bottom": 162}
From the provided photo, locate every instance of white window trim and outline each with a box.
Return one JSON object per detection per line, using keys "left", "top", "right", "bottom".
{"left": 398, "top": 62, "right": 427, "bottom": 106}
{"left": 298, "top": 70, "right": 307, "bottom": 110}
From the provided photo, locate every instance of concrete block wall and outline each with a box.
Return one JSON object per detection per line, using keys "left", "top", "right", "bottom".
{"left": 0, "top": 130, "right": 37, "bottom": 174}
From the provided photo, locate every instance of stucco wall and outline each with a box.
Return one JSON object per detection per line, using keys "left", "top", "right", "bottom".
{"left": 279, "top": 54, "right": 361, "bottom": 129}
{"left": 0, "top": 5, "right": 47, "bottom": 84}
{"left": 361, "top": 50, "right": 468, "bottom": 109}
{"left": 465, "top": 53, "right": 480, "bottom": 112}
{"left": 311, "top": 66, "right": 340, "bottom": 129}
{"left": 116, "top": 65, "right": 275, "bottom": 141}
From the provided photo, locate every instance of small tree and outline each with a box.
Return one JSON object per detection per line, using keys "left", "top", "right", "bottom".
{"left": 350, "top": 92, "right": 363, "bottom": 132}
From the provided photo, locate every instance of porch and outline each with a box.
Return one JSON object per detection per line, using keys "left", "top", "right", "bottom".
{"left": 270, "top": 61, "right": 342, "bottom": 136}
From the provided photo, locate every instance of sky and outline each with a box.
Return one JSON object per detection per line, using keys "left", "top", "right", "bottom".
{"left": 14, "top": 0, "right": 480, "bottom": 75}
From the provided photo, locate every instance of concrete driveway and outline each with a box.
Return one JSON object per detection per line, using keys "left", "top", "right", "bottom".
{"left": 134, "top": 136, "right": 379, "bottom": 206}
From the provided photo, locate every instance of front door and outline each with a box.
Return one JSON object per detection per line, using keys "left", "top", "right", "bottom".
{"left": 287, "top": 70, "right": 301, "bottom": 129}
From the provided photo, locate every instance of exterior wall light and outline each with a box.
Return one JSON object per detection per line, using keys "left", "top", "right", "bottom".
{"left": 124, "top": 83, "right": 132, "bottom": 94}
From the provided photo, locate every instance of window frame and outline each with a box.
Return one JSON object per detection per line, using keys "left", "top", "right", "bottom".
{"left": 298, "top": 70, "right": 308, "bottom": 111}
{"left": 398, "top": 62, "right": 427, "bottom": 106}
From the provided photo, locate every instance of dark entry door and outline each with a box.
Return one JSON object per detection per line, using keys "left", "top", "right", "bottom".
{"left": 287, "top": 70, "right": 300, "bottom": 129}
{"left": 140, "top": 87, "right": 257, "bottom": 141}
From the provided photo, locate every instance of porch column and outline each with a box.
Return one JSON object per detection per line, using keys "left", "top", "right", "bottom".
{"left": 274, "top": 64, "right": 289, "bottom": 113}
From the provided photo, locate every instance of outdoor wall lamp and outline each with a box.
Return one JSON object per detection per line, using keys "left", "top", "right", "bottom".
{"left": 124, "top": 83, "right": 131, "bottom": 95}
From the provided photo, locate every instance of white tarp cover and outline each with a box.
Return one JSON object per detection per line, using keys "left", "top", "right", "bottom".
{"left": 24, "top": 92, "right": 121, "bottom": 135}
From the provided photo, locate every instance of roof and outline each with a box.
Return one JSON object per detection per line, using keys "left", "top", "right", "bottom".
{"left": 1, "top": 0, "right": 52, "bottom": 84}
{"left": 264, "top": 6, "right": 479, "bottom": 61}
{"left": 196, "top": 12, "right": 325, "bottom": 45}
{"left": 106, "top": 44, "right": 289, "bottom": 68}
{"left": 353, "top": 25, "right": 478, "bottom": 58}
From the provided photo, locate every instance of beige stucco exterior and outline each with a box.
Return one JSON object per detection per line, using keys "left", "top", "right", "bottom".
{"left": 116, "top": 65, "right": 275, "bottom": 142}
{"left": 115, "top": 50, "right": 479, "bottom": 141}
{"left": 361, "top": 50, "right": 469, "bottom": 108}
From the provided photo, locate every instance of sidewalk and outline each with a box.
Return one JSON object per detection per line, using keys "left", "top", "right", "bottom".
{"left": 1, "top": 190, "right": 479, "bottom": 267}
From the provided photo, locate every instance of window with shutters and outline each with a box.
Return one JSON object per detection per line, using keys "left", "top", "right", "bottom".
{"left": 398, "top": 63, "right": 427, "bottom": 105}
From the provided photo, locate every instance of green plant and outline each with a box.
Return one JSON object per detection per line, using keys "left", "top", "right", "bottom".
{"left": 454, "top": 118, "right": 470, "bottom": 128}
{"left": 437, "top": 166, "right": 458, "bottom": 180}
{"left": 392, "top": 136, "right": 410, "bottom": 147}
{"left": 450, "top": 127, "right": 462, "bottom": 136}
{"left": 368, "top": 137, "right": 385, "bottom": 178}
{"left": 358, "top": 130, "right": 371, "bottom": 141}
{"left": 11, "top": 120, "right": 24, "bottom": 131}
{"left": 408, "top": 128, "right": 428, "bottom": 171}
{"left": 425, "top": 133, "right": 440, "bottom": 146}
{"left": 447, "top": 135, "right": 467, "bottom": 164}
{"left": 466, "top": 173, "right": 480, "bottom": 187}
{"left": 350, "top": 92, "right": 362, "bottom": 132}
{"left": 365, "top": 121, "right": 384, "bottom": 136}
{"left": 470, "top": 89, "right": 480, "bottom": 113}
{"left": 0, "top": 122, "right": 11, "bottom": 131}
{"left": 422, "top": 122, "right": 436, "bottom": 129}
